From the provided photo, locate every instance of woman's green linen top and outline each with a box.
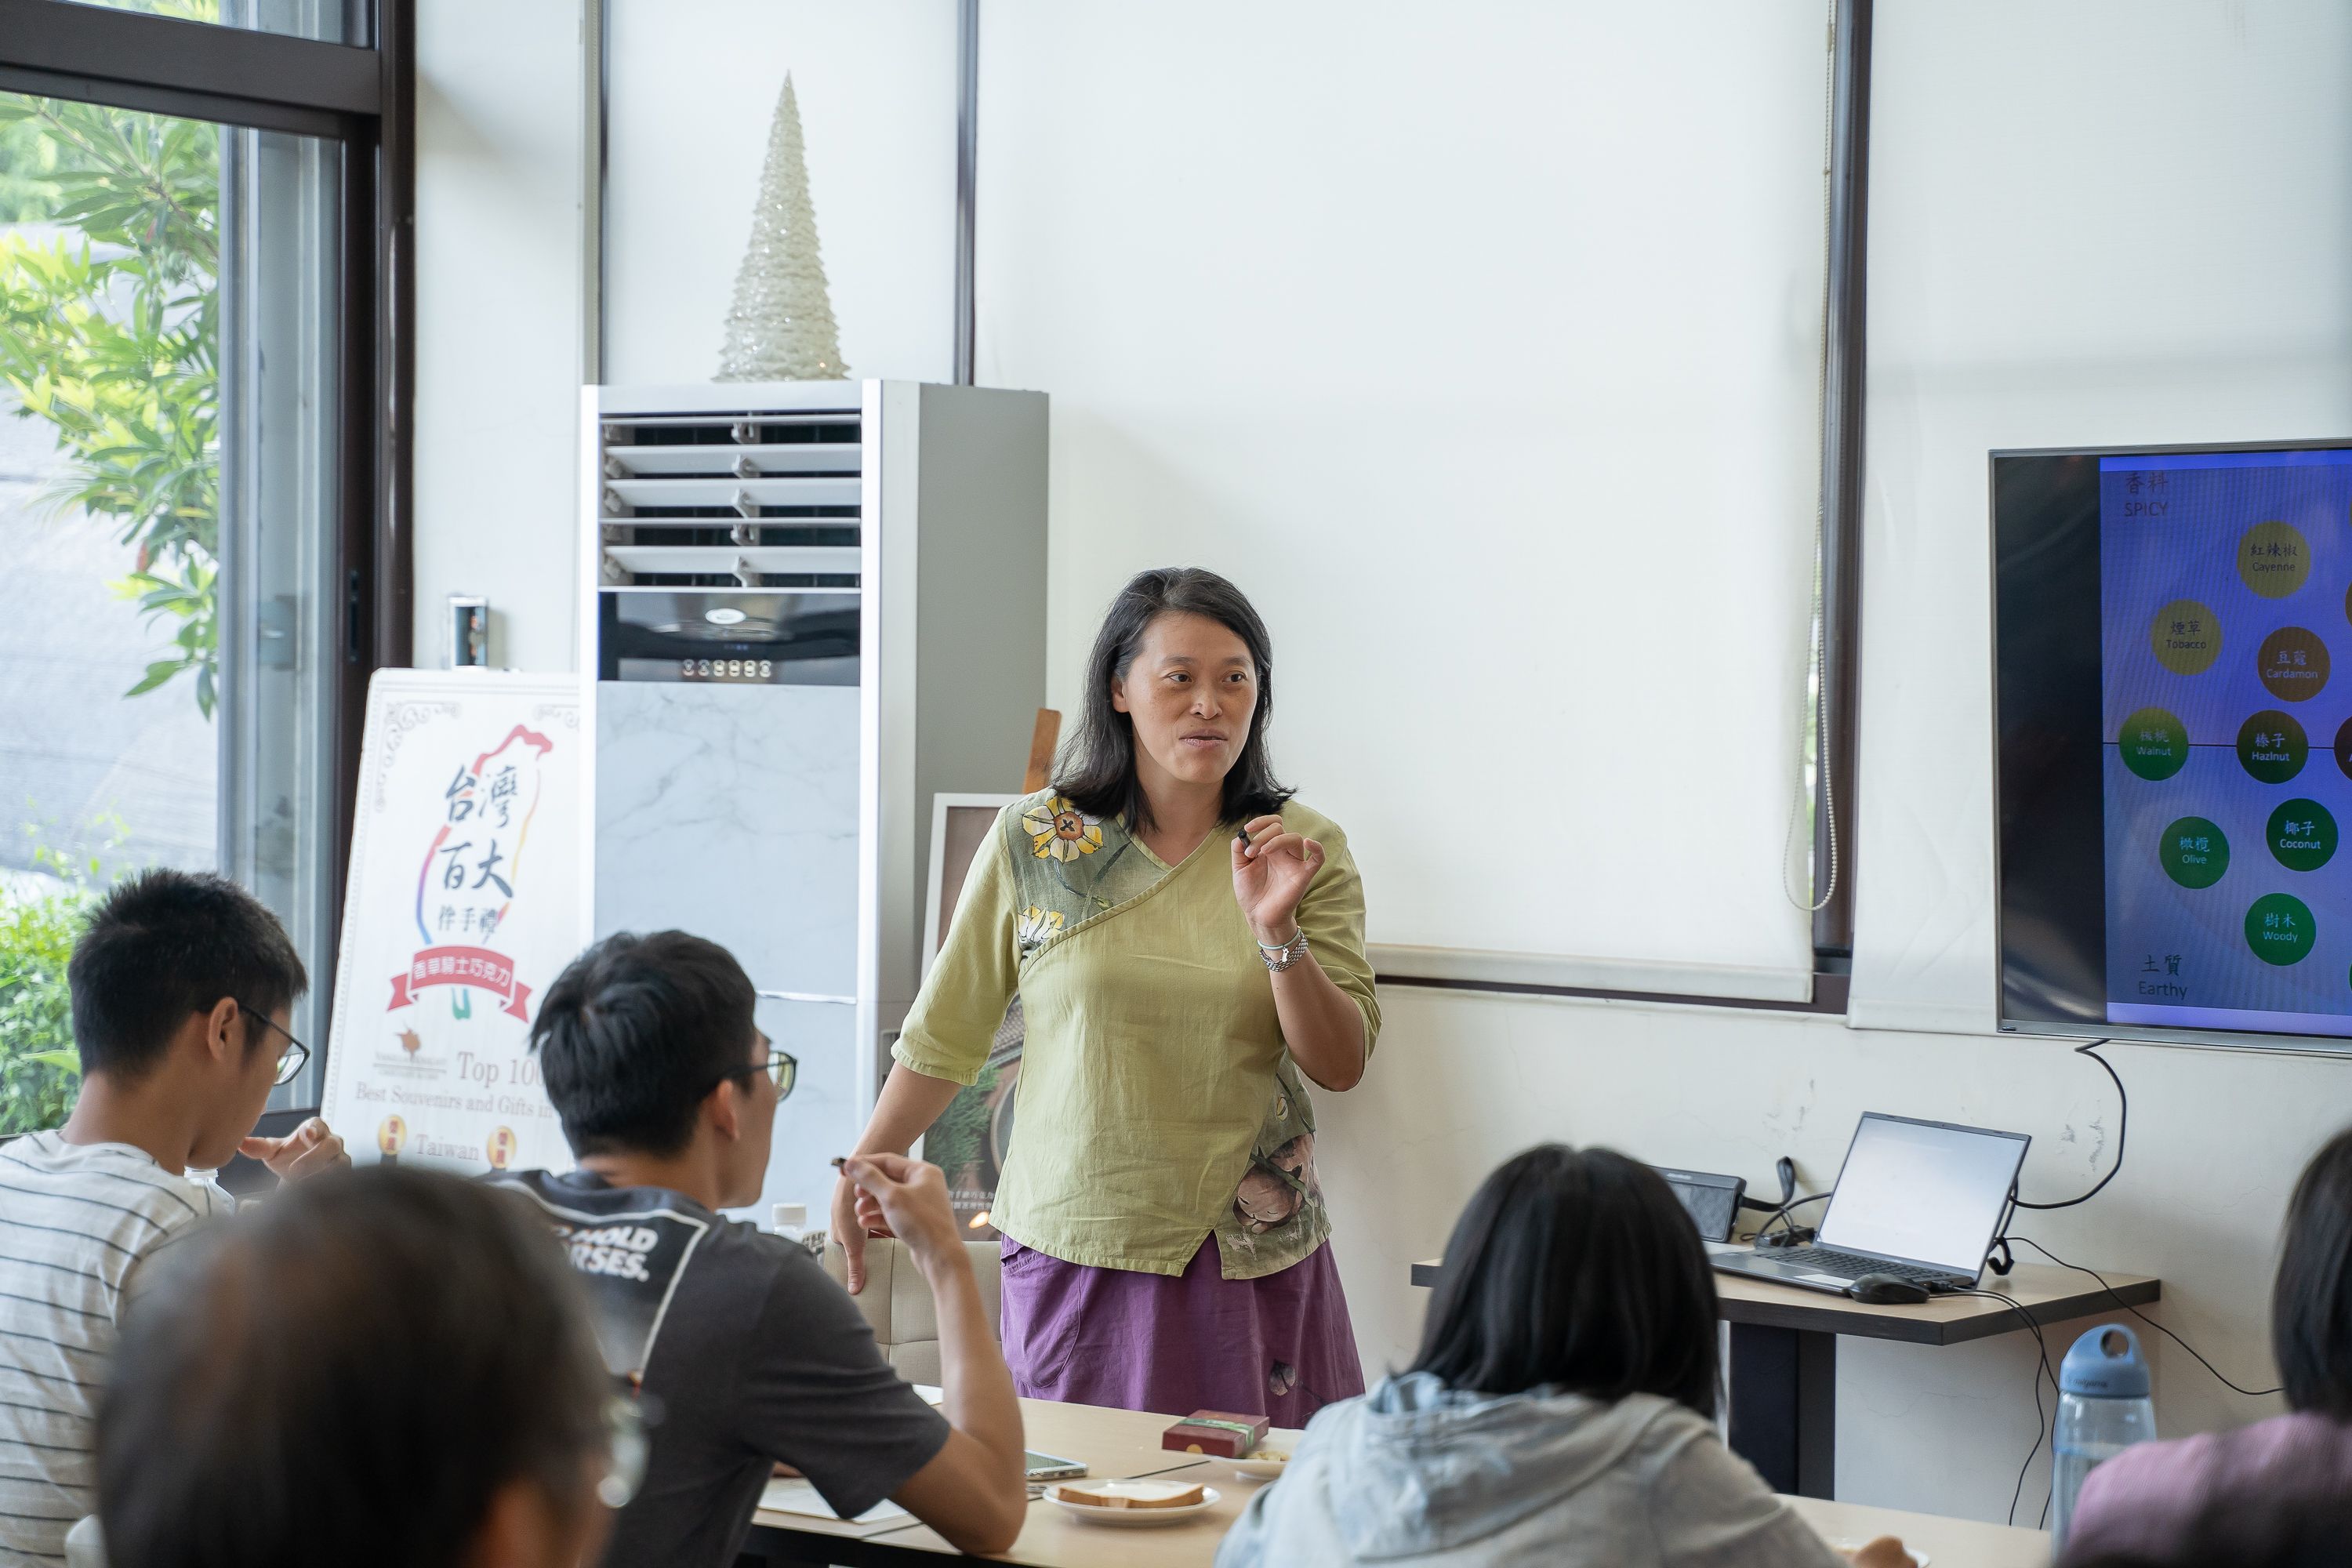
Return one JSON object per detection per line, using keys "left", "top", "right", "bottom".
{"left": 893, "top": 789, "right": 1380, "bottom": 1279}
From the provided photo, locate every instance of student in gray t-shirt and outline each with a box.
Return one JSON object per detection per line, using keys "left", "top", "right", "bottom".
{"left": 498, "top": 930, "right": 1027, "bottom": 1566}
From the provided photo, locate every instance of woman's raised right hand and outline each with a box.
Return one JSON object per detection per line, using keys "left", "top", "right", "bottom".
{"left": 830, "top": 1169, "right": 895, "bottom": 1295}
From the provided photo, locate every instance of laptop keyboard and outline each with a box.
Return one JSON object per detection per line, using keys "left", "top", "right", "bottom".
{"left": 1772, "top": 1247, "right": 1955, "bottom": 1288}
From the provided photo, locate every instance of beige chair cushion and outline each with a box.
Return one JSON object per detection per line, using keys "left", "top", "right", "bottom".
{"left": 820, "top": 1237, "right": 1002, "bottom": 1388}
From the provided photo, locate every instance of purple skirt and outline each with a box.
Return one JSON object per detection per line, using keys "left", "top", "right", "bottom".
{"left": 997, "top": 1235, "right": 1366, "bottom": 1422}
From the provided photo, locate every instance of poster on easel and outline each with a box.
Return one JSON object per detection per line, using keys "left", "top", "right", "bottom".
{"left": 320, "top": 670, "right": 588, "bottom": 1174}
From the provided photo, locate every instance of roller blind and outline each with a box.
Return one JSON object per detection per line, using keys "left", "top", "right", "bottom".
{"left": 976, "top": 2, "right": 1831, "bottom": 996}
{"left": 1850, "top": 0, "right": 2352, "bottom": 1033}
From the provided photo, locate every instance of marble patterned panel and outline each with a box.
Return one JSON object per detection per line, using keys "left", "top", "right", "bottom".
{"left": 595, "top": 681, "right": 859, "bottom": 996}
{"left": 598, "top": 682, "right": 863, "bottom": 1225}
{"left": 728, "top": 993, "right": 859, "bottom": 1229}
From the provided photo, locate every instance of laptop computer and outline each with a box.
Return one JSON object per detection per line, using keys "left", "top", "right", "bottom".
{"left": 1710, "top": 1112, "right": 2030, "bottom": 1296}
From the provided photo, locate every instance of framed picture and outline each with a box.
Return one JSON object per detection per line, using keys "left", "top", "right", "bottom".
{"left": 921, "top": 793, "right": 1020, "bottom": 1238}
{"left": 924, "top": 793, "right": 1018, "bottom": 981}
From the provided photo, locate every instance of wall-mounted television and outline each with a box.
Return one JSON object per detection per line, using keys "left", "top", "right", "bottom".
{"left": 1994, "top": 441, "right": 2352, "bottom": 1052}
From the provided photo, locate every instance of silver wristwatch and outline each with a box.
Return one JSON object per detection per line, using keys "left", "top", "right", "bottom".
{"left": 1258, "top": 928, "right": 1310, "bottom": 972}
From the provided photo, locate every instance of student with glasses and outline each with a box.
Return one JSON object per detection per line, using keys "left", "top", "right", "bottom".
{"left": 0, "top": 869, "right": 350, "bottom": 1566}
{"left": 496, "top": 931, "right": 1027, "bottom": 1567}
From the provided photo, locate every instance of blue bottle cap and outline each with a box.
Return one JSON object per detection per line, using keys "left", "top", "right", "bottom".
{"left": 2060, "top": 1323, "right": 2151, "bottom": 1399}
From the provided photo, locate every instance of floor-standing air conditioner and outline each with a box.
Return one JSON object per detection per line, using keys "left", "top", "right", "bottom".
{"left": 580, "top": 380, "right": 1047, "bottom": 1226}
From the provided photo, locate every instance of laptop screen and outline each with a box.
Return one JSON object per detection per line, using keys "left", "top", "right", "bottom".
{"left": 1816, "top": 1114, "right": 2031, "bottom": 1274}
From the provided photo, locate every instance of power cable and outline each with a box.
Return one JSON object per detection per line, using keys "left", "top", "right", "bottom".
{"left": 2010, "top": 1235, "right": 2282, "bottom": 1400}
{"left": 1950, "top": 1287, "right": 2060, "bottom": 1527}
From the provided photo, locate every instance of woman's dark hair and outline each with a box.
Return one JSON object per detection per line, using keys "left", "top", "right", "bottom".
{"left": 68, "top": 867, "right": 307, "bottom": 1080}
{"left": 1410, "top": 1144, "right": 1720, "bottom": 1418}
{"left": 100, "top": 1166, "right": 609, "bottom": 1568}
{"left": 2272, "top": 1126, "right": 2352, "bottom": 1417}
{"left": 533, "top": 929, "right": 760, "bottom": 1157}
{"left": 1054, "top": 567, "right": 1293, "bottom": 833}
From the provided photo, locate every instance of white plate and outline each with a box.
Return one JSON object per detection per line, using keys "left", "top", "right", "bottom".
{"left": 1048, "top": 1486, "right": 1223, "bottom": 1527}
{"left": 1229, "top": 1450, "right": 1293, "bottom": 1480}
{"left": 1830, "top": 1543, "right": 1929, "bottom": 1567}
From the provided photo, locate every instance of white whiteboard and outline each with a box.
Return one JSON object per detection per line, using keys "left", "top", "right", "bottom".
{"left": 321, "top": 670, "right": 590, "bottom": 1173}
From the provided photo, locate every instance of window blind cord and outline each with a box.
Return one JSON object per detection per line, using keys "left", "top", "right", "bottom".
{"left": 1784, "top": 0, "right": 1842, "bottom": 916}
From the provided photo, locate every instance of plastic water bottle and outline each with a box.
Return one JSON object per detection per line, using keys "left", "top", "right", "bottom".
{"left": 2051, "top": 1323, "right": 2157, "bottom": 1548}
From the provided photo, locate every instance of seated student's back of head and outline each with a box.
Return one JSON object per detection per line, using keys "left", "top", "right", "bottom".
{"left": 1217, "top": 1145, "right": 1846, "bottom": 1568}
{"left": 67, "top": 867, "right": 307, "bottom": 1083}
{"left": 2064, "top": 1127, "right": 2352, "bottom": 1564}
{"left": 98, "top": 1167, "right": 616, "bottom": 1568}
{"left": 1412, "top": 1143, "right": 1720, "bottom": 1414}
{"left": 532, "top": 929, "right": 760, "bottom": 1157}
{"left": 2272, "top": 1127, "right": 2352, "bottom": 1420}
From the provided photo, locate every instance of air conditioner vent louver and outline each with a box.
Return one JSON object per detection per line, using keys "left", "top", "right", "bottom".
{"left": 595, "top": 407, "right": 862, "bottom": 591}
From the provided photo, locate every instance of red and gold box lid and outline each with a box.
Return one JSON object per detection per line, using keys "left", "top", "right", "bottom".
{"left": 1160, "top": 1410, "right": 1269, "bottom": 1457}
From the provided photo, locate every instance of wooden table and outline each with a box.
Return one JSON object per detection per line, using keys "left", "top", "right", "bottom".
{"left": 739, "top": 1396, "right": 2050, "bottom": 1566}
{"left": 1788, "top": 1496, "right": 2050, "bottom": 1567}
{"left": 1413, "top": 1254, "right": 2160, "bottom": 1501}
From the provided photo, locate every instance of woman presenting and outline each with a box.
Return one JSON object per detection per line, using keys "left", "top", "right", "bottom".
{"left": 832, "top": 567, "right": 1378, "bottom": 1424}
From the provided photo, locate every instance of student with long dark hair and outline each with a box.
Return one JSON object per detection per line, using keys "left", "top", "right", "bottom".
{"left": 1218, "top": 1146, "right": 1845, "bottom": 1567}
{"left": 833, "top": 567, "right": 1381, "bottom": 1422}
{"left": 2063, "top": 1127, "right": 2352, "bottom": 1563}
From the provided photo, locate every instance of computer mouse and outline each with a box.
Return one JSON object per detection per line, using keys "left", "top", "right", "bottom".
{"left": 1846, "top": 1272, "right": 1930, "bottom": 1306}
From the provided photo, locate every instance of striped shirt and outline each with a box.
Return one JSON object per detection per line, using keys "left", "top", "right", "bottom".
{"left": 0, "top": 1133, "right": 233, "bottom": 1566}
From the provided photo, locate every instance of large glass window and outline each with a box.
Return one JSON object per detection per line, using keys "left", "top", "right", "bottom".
{"left": 0, "top": 90, "right": 342, "bottom": 1133}
{"left": 52, "top": 0, "right": 357, "bottom": 45}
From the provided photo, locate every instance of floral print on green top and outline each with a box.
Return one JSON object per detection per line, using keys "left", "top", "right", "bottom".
{"left": 1213, "top": 1058, "right": 1331, "bottom": 1273}
{"left": 1003, "top": 795, "right": 1160, "bottom": 939}
{"left": 895, "top": 786, "right": 1378, "bottom": 1278}
{"left": 997, "top": 793, "right": 1338, "bottom": 1278}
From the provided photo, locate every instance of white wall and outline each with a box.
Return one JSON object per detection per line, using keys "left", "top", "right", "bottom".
{"left": 603, "top": 0, "right": 958, "bottom": 387}
{"left": 420, "top": 0, "right": 2352, "bottom": 1530}
{"left": 966, "top": 0, "right": 2352, "bottom": 1529}
{"left": 1321, "top": 993, "right": 2336, "bottom": 1520}
{"left": 412, "top": 0, "right": 591, "bottom": 672}
{"left": 1851, "top": 0, "right": 2352, "bottom": 1030}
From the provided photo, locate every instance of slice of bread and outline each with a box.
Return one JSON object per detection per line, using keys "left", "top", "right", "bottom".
{"left": 1053, "top": 1479, "right": 1207, "bottom": 1510}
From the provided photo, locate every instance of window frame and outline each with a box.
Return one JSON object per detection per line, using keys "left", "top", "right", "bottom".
{"left": 1811, "top": 0, "right": 1868, "bottom": 971}
{"left": 0, "top": 0, "right": 416, "bottom": 1102}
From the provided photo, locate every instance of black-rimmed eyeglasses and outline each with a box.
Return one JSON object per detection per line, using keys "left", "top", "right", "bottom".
{"left": 709, "top": 1047, "right": 797, "bottom": 1102}
{"left": 238, "top": 1002, "right": 310, "bottom": 1087}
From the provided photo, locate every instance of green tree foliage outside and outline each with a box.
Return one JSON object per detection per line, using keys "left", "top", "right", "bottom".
{"left": 0, "top": 24, "right": 223, "bottom": 717}
{"left": 0, "top": 10, "right": 212, "bottom": 1134}
{"left": 0, "top": 837, "right": 109, "bottom": 1138}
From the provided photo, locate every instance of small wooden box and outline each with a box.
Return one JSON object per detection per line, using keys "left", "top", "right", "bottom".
{"left": 1161, "top": 1410, "right": 1269, "bottom": 1458}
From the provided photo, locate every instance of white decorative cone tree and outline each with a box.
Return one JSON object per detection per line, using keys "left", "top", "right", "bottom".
{"left": 717, "top": 74, "right": 851, "bottom": 382}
